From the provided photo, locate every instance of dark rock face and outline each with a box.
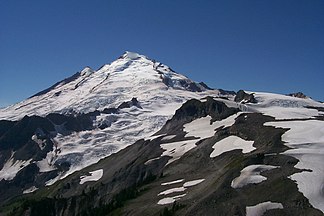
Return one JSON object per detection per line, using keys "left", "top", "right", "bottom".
{"left": 0, "top": 120, "right": 15, "bottom": 137}
{"left": 234, "top": 90, "right": 257, "bottom": 103}
{"left": 117, "top": 97, "right": 142, "bottom": 109}
{"left": 0, "top": 116, "right": 54, "bottom": 154}
{"left": 218, "top": 88, "right": 236, "bottom": 96}
{"left": 0, "top": 97, "right": 148, "bottom": 204}
{"left": 160, "top": 74, "right": 206, "bottom": 92}
{"left": 0, "top": 111, "right": 102, "bottom": 204}
{"left": 102, "top": 107, "right": 118, "bottom": 114}
{"left": 199, "top": 82, "right": 213, "bottom": 90}
{"left": 29, "top": 72, "right": 81, "bottom": 98}
{"left": 158, "top": 97, "right": 239, "bottom": 134}
{"left": 288, "top": 92, "right": 308, "bottom": 99}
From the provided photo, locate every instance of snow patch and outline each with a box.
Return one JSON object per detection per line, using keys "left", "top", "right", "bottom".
{"left": 161, "top": 135, "right": 177, "bottom": 141}
{"left": 183, "top": 116, "right": 214, "bottom": 138}
{"left": 231, "top": 165, "right": 278, "bottom": 188}
{"left": 183, "top": 179, "right": 205, "bottom": 187}
{"left": 256, "top": 107, "right": 318, "bottom": 120}
{"left": 210, "top": 136, "right": 255, "bottom": 158}
{"left": 183, "top": 113, "right": 241, "bottom": 139}
{"left": 31, "top": 134, "right": 46, "bottom": 150}
{"left": 0, "top": 153, "right": 32, "bottom": 181}
{"left": 79, "top": 169, "right": 103, "bottom": 185}
{"left": 246, "top": 201, "right": 283, "bottom": 216}
{"left": 146, "top": 134, "right": 165, "bottom": 141}
{"left": 158, "top": 179, "right": 205, "bottom": 196}
{"left": 246, "top": 92, "right": 323, "bottom": 120}
{"left": 265, "top": 120, "right": 324, "bottom": 212}
{"left": 158, "top": 187, "right": 186, "bottom": 196}
{"left": 23, "top": 186, "right": 38, "bottom": 194}
{"left": 123, "top": 51, "right": 141, "bottom": 60}
{"left": 45, "top": 175, "right": 60, "bottom": 186}
{"left": 160, "top": 139, "right": 198, "bottom": 165}
{"left": 157, "top": 178, "right": 205, "bottom": 204}
{"left": 157, "top": 194, "right": 186, "bottom": 205}
{"left": 144, "top": 157, "right": 160, "bottom": 165}
{"left": 159, "top": 113, "right": 242, "bottom": 165}
{"left": 36, "top": 151, "right": 57, "bottom": 172}
{"left": 161, "top": 179, "right": 184, "bottom": 186}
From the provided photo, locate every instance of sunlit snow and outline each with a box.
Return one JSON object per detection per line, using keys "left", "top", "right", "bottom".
{"left": 210, "top": 136, "right": 255, "bottom": 158}
{"left": 160, "top": 140, "right": 198, "bottom": 165}
{"left": 247, "top": 92, "right": 322, "bottom": 120}
{"left": 23, "top": 186, "right": 38, "bottom": 194}
{"left": 246, "top": 201, "right": 283, "bottom": 216}
{"left": 158, "top": 187, "right": 186, "bottom": 196}
{"left": 161, "top": 179, "right": 184, "bottom": 186}
{"left": 161, "top": 135, "right": 177, "bottom": 141}
{"left": 0, "top": 52, "right": 220, "bottom": 185}
{"left": 183, "top": 113, "right": 241, "bottom": 139}
{"left": 157, "top": 178, "right": 205, "bottom": 204}
{"left": 157, "top": 194, "right": 187, "bottom": 205}
{"left": 231, "top": 165, "right": 278, "bottom": 188}
{"left": 265, "top": 120, "right": 324, "bottom": 212}
{"left": 183, "top": 179, "right": 205, "bottom": 187}
{"left": 0, "top": 153, "right": 32, "bottom": 181}
{"left": 158, "top": 178, "right": 205, "bottom": 196}
{"left": 160, "top": 113, "right": 240, "bottom": 165}
{"left": 79, "top": 169, "right": 104, "bottom": 185}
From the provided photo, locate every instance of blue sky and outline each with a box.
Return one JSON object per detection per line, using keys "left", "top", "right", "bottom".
{"left": 0, "top": 0, "right": 323, "bottom": 107}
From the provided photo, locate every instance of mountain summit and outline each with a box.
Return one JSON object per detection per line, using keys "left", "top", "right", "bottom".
{"left": 121, "top": 51, "right": 144, "bottom": 60}
{"left": 0, "top": 51, "right": 210, "bottom": 120}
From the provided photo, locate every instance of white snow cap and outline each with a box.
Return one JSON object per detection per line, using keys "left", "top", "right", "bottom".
{"left": 80, "top": 67, "right": 94, "bottom": 76}
{"left": 123, "top": 51, "right": 142, "bottom": 60}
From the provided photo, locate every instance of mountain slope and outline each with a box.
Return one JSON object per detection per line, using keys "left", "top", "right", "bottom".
{"left": 2, "top": 91, "right": 324, "bottom": 216}
{"left": 0, "top": 52, "right": 223, "bottom": 204}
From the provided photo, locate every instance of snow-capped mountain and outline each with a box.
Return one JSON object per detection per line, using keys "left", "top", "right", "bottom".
{"left": 1, "top": 52, "right": 324, "bottom": 216}
{"left": 0, "top": 51, "right": 214, "bottom": 120}
{"left": 0, "top": 51, "right": 221, "bottom": 203}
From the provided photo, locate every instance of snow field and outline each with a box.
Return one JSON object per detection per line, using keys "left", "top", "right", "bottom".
{"left": 210, "top": 136, "right": 255, "bottom": 158}
{"left": 183, "top": 113, "right": 241, "bottom": 139}
{"left": 0, "top": 153, "right": 32, "bottom": 181}
{"left": 246, "top": 201, "right": 283, "bottom": 216}
{"left": 159, "top": 113, "right": 240, "bottom": 165}
{"left": 265, "top": 120, "right": 324, "bottom": 213}
{"left": 231, "top": 165, "right": 278, "bottom": 188}
{"left": 160, "top": 140, "right": 198, "bottom": 165}
{"left": 246, "top": 92, "right": 323, "bottom": 120}
{"left": 157, "top": 194, "right": 187, "bottom": 205}
{"left": 79, "top": 169, "right": 104, "bottom": 185}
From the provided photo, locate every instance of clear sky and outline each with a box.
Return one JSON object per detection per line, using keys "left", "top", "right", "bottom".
{"left": 0, "top": 0, "right": 323, "bottom": 107}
